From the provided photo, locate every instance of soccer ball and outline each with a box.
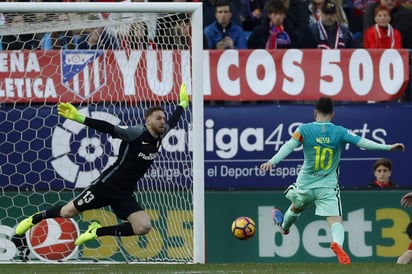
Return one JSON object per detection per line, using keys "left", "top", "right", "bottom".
{"left": 231, "top": 216, "right": 256, "bottom": 240}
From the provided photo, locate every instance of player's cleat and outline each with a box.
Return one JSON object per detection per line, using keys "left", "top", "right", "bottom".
{"left": 272, "top": 208, "right": 289, "bottom": 235}
{"left": 15, "top": 213, "right": 39, "bottom": 236}
{"left": 74, "top": 222, "right": 102, "bottom": 246}
{"left": 330, "top": 242, "right": 351, "bottom": 264}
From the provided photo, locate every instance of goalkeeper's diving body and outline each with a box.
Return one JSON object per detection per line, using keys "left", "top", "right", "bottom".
{"left": 15, "top": 84, "right": 190, "bottom": 246}
{"left": 260, "top": 97, "right": 405, "bottom": 264}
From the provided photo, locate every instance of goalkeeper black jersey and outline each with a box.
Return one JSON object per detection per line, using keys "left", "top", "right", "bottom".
{"left": 83, "top": 106, "right": 184, "bottom": 195}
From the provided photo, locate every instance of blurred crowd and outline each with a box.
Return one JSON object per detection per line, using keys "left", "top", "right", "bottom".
{"left": 203, "top": 0, "right": 412, "bottom": 50}
{"left": 0, "top": 0, "right": 411, "bottom": 100}
{"left": 2, "top": 0, "right": 411, "bottom": 49}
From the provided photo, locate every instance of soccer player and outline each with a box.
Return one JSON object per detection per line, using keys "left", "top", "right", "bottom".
{"left": 401, "top": 192, "right": 412, "bottom": 207}
{"left": 260, "top": 97, "right": 405, "bottom": 264}
{"left": 397, "top": 222, "right": 412, "bottom": 264}
{"left": 14, "top": 83, "right": 190, "bottom": 246}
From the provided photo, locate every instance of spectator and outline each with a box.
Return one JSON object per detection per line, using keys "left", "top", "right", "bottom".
{"left": 170, "top": 15, "right": 191, "bottom": 50}
{"left": 77, "top": 26, "right": 119, "bottom": 50}
{"left": 125, "top": 22, "right": 156, "bottom": 49}
{"left": 367, "top": 158, "right": 399, "bottom": 189}
{"left": 350, "top": 0, "right": 369, "bottom": 34}
{"left": 397, "top": 223, "right": 412, "bottom": 264}
{"left": 402, "top": 0, "right": 412, "bottom": 7}
{"left": 156, "top": 13, "right": 191, "bottom": 50}
{"left": 204, "top": 0, "right": 247, "bottom": 49}
{"left": 41, "top": 13, "right": 76, "bottom": 50}
{"left": 300, "top": 0, "right": 356, "bottom": 48}
{"left": 239, "top": 0, "right": 265, "bottom": 32}
{"left": 363, "top": 0, "right": 412, "bottom": 48}
{"left": 363, "top": 5, "right": 402, "bottom": 48}
{"left": 106, "top": 0, "right": 157, "bottom": 45}
{"left": 203, "top": 0, "right": 243, "bottom": 29}
{"left": 1, "top": 14, "right": 40, "bottom": 50}
{"left": 248, "top": 0, "right": 297, "bottom": 49}
{"left": 308, "top": 0, "right": 349, "bottom": 27}
{"left": 285, "top": 0, "right": 311, "bottom": 43}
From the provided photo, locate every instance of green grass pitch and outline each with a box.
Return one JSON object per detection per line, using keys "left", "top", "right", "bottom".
{"left": 0, "top": 263, "right": 411, "bottom": 274}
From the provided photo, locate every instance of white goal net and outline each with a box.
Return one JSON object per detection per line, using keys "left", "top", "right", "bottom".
{"left": 0, "top": 2, "right": 204, "bottom": 264}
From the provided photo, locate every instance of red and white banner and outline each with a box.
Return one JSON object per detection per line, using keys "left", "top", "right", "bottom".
{"left": 0, "top": 49, "right": 409, "bottom": 103}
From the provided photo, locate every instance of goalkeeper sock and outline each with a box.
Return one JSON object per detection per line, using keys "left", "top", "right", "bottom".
{"left": 32, "top": 205, "right": 63, "bottom": 224}
{"left": 331, "top": 222, "right": 345, "bottom": 246}
{"left": 96, "top": 223, "right": 134, "bottom": 237}
{"left": 282, "top": 207, "right": 300, "bottom": 231}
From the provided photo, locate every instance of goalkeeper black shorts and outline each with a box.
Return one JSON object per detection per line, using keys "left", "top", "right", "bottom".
{"left": 73, "top": 182, "right": 144, "bottom": 220}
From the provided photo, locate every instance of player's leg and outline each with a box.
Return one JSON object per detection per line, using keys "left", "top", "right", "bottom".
{"left": 127, "top": 210, "right": 152, "bottom": 235}
{"left": 327, "top": 216, "right": 351, "bottom": 264}
{"left": 274, "top": 185, "right": 311, "bottom": 234}
{"left": 314, "top": 187, "right": 350, "bottom": 264}
{"left": 75, "top": 195, "right": 151, "bottom": 245}
{"left": 14, "top": 202, "right": 79, "bottom": 236}
{"left": 278, "top": 204, "right": 304, "bottom": 233}
{"left": 326, "top": 216, "right": 344, "bottom": 246}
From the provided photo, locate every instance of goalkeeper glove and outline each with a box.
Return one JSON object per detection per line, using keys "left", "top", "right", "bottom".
{"left": 57, "top": 102, "right": 85, "bottom": 124}
{"left": 179, "top": 83, "right": 189, "bottom": 110}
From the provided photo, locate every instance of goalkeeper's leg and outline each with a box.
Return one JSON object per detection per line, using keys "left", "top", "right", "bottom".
{"left": 15, "top": 202, "right": 79, "bottom": 236}
{"left": 74, "top": 211, "right": 152, "bottom": 245}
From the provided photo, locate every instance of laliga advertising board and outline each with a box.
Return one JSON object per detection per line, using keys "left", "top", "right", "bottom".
{"left": 1, "top": 104, "right": 412, "bottom": 191}
{"left": 205, "top": 103, "right": 412, "bottom": 190}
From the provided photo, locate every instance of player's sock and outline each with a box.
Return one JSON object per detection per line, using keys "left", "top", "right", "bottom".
{"left": 282, "top": 207, "right": 300, "bottom": 231}
{"left": 32, "top": 205, "right": 63, "bottom": 224}
{"left": 331, "top": 222, "right": 345, "bottom": 246}
{"left": 96, "top": 222, "right": 134, "bottom": 237}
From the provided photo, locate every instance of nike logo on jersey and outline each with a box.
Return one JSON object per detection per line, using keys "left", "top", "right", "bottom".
{"left": 142, "top": 141, "right": 150, "bottom": 144}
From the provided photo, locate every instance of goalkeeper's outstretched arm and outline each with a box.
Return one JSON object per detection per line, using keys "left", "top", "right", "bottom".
{"left": 57, "top": 83, "right": 190, "bottom": 137}
{"left": 166, "top": 83, "right": 190, "bottom": 129}
{"left": 57, "top": 102, "right": 116, "bottom": 135}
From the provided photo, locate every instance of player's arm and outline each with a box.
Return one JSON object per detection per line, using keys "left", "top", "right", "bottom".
{"left": 260, "top": 135, "right": 301, "bottom": 171}
{"left": 401, "top": 192, "right": 412, "bottom": 207}
{"left": 397, "top": 249, "right": 412, "bottom": 264}
{"left": 356, "top": 138, "right": 405, "bottom": 151}
{"left": 57, "top": 102, "right": 116, "bottom": 135}
{"left": 58, "top": 102, "right": 147, "bottom": 142}
{"left": 164, "top": 83, "right": 190, "bottom": 133}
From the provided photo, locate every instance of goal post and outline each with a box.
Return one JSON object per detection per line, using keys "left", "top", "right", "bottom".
{"left": 0, "top": 2, "right": 204, "bottom": 264}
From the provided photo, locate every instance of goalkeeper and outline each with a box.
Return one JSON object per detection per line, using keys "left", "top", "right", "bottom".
{"left": 15, "top": 84, "right": 190, "bottom": 246}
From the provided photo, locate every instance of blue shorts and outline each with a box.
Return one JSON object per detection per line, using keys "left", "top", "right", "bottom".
{"left": 284, "top": 184, "right": 342, "bottom": 217}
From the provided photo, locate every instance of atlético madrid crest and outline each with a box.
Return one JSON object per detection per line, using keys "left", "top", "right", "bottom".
{"left": 61, "top": 50, "right": 107, "bottom": 99}
{"left": 26, "top": 218, "right": 79, "bottom": 261}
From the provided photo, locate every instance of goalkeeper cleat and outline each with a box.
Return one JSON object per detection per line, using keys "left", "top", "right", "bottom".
{"left": 75, "top": 222, "right": 102, "bottom": 246}
{"left": 15, "top": 213, "right": 38, "bottom": 236}
{"left": 330, "top": 242, "right": 351, "bottom": 264}
{"left": 272, "top": 208, "right": 289, "bottom": 235}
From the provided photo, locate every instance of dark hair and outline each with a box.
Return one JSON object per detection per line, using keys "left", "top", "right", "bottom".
{"left": 215, "top": 0, "right": 231, "bottom": 10}
{"left": 407, "top": 223, "right": 412, "bottom": 240}
{"left": 145, "top": 106, "right": 164, "bottom": 119}
{"left": 265, "top": 0, "right": 288, "bottom": 15}
{"left": 373, "top": 158, "right": 392, "bottom": 171}
{"left": 315, "top": 97, "right": 333, "bottom": 114}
